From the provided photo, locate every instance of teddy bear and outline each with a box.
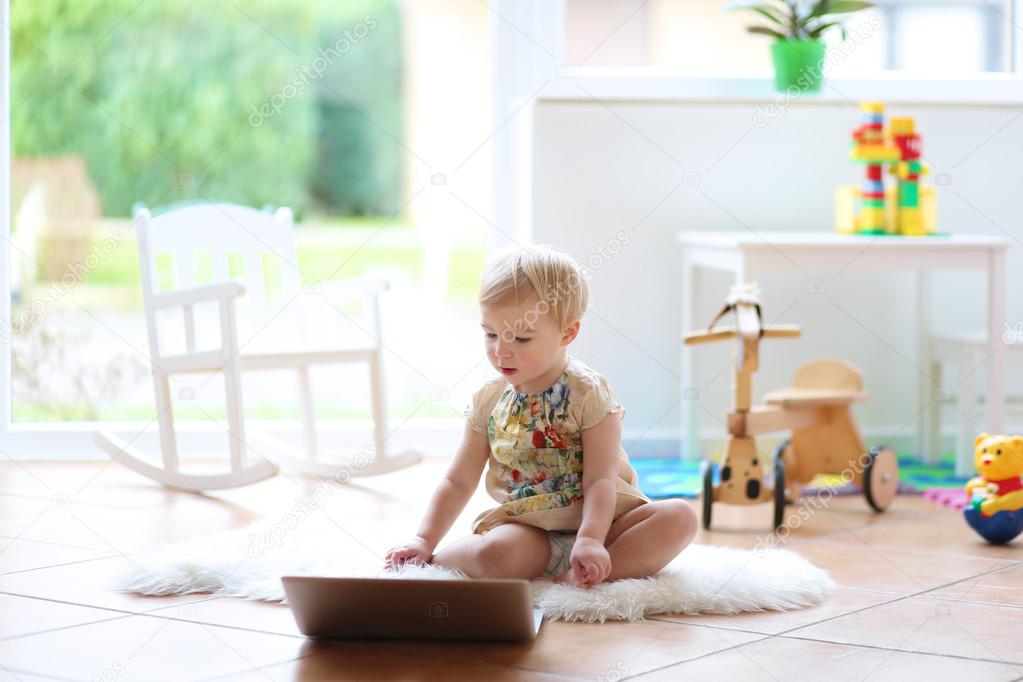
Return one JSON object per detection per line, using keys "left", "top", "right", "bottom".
{"left": 965, "top": 433, "right": 1023, "bottom": 517}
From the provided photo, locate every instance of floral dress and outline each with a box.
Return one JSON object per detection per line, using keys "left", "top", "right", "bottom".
{"left": 464, "top": 354, "right": 649, "bottom": 535}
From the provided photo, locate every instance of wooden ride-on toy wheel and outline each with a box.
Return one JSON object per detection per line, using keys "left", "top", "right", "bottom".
{"left": 863, "top": 445, "right": 899, "bottom": 512}
{"left": 773, "top": 438, "right": 798, "bottom": 504}
{"left": 701, "top": 460, "right": 714, "bottom": 530}
{"left": 773, "top": 455, "right": 786, "bottom": 531}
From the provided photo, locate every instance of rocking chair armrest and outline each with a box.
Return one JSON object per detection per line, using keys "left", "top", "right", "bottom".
{"left": 152, "top": 281, "right": 247, "bottom": 310}
{"left": 319, "top": 276, "right": 389, "bottom": 301}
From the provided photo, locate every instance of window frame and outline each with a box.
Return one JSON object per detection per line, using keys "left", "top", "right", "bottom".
{"left": 3, "top": 0, "right": 1023, "bottom": 459}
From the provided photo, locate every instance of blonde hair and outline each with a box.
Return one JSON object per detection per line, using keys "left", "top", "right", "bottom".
{"left": 478, "top": 244, "right": 588, "bottom": 331}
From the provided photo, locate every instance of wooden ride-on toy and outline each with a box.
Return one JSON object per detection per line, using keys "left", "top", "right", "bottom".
{"left": 683, "top": 284, "right": 899, "bottom": 530}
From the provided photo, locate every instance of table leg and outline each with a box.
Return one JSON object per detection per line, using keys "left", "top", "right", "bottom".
{"left": 988, "top": 250, "right": 1006, "bottom": 435}
{"left": 681, "top": 253, "right": 699, "bottom": 461}
{"left": 739, "top": 254, "right": 755, "bottom": 286}
{"left": 917, "top": 270, "right": 935, "bottom": 463}
{"left": 956, "top": 345, "right": 981, "bottom": 477}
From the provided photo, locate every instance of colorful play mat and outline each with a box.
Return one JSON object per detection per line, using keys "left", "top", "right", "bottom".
{"left": 632, "top": 453, "right": 970, "bottom": 500}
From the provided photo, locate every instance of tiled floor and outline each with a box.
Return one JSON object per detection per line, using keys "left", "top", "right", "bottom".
{"left": 1, "top": 457, "right": 1021, "bottom": 681}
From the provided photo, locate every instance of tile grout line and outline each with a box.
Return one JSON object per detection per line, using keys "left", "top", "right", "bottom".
{"left": 772, "top": 559, "right": 1023, "bottom": 639}
{"left": 0, "top": 665, "right": 79, "bottom": 682}
{"left": 197, "top": 644, "right": 598, "bottom": 682}
{"left": 138, "top": 636, "right": 328, "bottom": 682}
{"left": 621, "top": 633, "right": 775, "bottom": 680}
{"left": 840, "top": 586, "right": 904, "bottom": 595}
{"left": 166, "top": 546, "right": 1023, "bottom": 678}
{"left": 0, "top": 533, "right": 126, "bottom": 552}
{"left": 0, "top": 467, "right": 1018, "bottom": 679}
{"left": 0, "top": 589, "right": 308, "bottom": 643}
{"left": 790, "top": 506, "right": 931, "bottom": 537}
{"left": 645, "top": 614, "right": 788, "bottom": 638}
{"left": 131, "top": 610, "right": 305, "bottom": 640}
{"left": 3, "top": 531, "right": 1010, "bottom": 629}
{"left": 793, "top": 534, "right": 1023, "bottom": 564}
{"left": 0, "top": 491, "right": 179, "bottom": 512}
{"left": 2, "top": 554, "right": 121, "bottom": 576}
{"left": 649, "top": 559, "right": 1023, "bottom": 640}
{"left": 769, "top": 631, "right": 1023, "bottom": 667}
{"left": 0, "top": 614, "right": 134, "bottom": 644}
{"left": 631, "top": 560, "right": 1023, "bottom": 679}
{"left": 0, "top": 590, "right": 217, "bottom": 636}
{"left": 927, "top": 594, "right": 1023, "bottom": 611}
{"left": 695, "top": 505, "right": 985, "bottom": 561}
{"left": 779, "top": 510, "right": 1023, "bottom": 564}
{"left": 502, "top": 663, "right": 592, "bottom": 680}
{"left": 629, "top": 628, "right": 1023, "bottom": 681}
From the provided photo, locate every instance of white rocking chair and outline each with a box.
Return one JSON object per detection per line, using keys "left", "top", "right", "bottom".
{"left": 94, "top": 202, "right": 421, "bottom": 491}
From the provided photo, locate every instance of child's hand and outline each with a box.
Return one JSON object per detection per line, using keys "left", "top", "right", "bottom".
{"left": 568, "top": 537, "right": 612, "bottom": 588}
{"left": 384, "top": 536, "right": 434, "bottom": 570}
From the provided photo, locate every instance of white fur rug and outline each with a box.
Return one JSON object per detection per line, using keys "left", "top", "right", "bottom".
{"left": 117, "top": 519, "right": 836, "bottom": 623}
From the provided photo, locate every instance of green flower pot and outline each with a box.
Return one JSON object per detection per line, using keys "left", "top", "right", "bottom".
{"left": 770, "top": 39, "right": 826, "bottom": 93}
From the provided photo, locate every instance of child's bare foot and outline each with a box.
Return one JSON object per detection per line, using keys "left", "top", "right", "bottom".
{"left": 552, "top": 569, "right": 572, "bottom": 585}
{"left": 553, "top": 568, "right": 588, "bottom": 588}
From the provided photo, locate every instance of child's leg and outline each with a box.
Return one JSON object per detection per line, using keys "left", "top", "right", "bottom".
{"left": 602, "top": 499, "right": 697, "bottom": 581}
{"left": 431, "top": 523, "right": 550, "bottom": 579}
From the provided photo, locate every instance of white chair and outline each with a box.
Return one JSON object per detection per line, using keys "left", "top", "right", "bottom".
{"left": 94, "top": 202, "right": 421, "bottom": 491}
{"left": 927, "top": 329, "right": 1022, "bottom": 476}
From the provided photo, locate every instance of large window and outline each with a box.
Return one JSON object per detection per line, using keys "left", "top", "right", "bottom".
{"left": 6, "top": 0, "right": 494, "bottom": 429}
{"left": 565, "top": 0, "right": 1016, "bottom": 77}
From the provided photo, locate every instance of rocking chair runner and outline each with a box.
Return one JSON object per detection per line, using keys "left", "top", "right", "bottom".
{"left": 94, "top": 202, "right": 421, "bottom": 491}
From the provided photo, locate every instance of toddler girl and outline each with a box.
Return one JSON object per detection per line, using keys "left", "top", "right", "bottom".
{"left": 385, "top": 245, "right": 696, "bottom": 587}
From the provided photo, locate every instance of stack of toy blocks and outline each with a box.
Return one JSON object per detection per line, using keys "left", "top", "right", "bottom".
{"left": 835, "top": 101, "right": 936, "bottom": 236}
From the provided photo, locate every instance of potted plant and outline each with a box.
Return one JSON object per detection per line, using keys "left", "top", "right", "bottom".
{"left": 728, "top": 1, "right": 874, "bottom": 93}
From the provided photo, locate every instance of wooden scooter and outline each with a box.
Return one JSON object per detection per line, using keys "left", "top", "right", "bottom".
{"left": 683, "top": 284, "right": 900, "bottom": 530}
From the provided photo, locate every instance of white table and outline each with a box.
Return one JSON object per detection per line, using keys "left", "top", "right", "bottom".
{"left": 679, "top": 230, "right": 1010, "bottom": 463}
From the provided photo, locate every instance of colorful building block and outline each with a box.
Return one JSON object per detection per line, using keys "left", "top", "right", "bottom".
{"left": 835, "top": 102, "right": 936, "bottom": 236}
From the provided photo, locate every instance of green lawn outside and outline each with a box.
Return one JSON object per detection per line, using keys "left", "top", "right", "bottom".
{"left": 12, "top": 394, "right": 459, "bottom": 423}
{"left": 12, "top": 217, "right": 486, "bottom": 423}
{"left": 75, "top": 219, "right": 485, "bottom": 304}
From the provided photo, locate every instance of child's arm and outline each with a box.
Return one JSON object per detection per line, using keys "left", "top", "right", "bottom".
{"left": 385, "top": 422, "right": 490, "bottom": 567}
{"left": 571, "top": 412, "right": 623, "bottom": 585}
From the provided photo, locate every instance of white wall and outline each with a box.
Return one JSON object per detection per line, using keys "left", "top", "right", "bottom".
{"left": 531, "top": 96, "right": 1023, "bottom": 455}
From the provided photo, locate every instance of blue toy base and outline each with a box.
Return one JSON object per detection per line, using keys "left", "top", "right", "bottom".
{"left": 963, "top": 507, "right": 1023, "bottom": 545}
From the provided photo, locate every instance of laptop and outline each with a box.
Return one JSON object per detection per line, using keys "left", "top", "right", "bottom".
{"left": 282, "top": 576, "right": 544, "bottom": 641}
